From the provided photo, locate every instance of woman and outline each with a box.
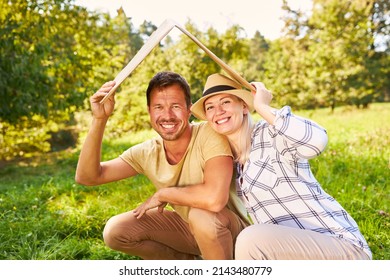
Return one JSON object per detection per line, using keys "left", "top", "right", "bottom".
{"left": 191, "top": 73, "right": 372, "bottom": 260}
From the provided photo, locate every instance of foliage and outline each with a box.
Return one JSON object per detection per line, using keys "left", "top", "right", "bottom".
{"left": 1, "top": 0, "right": 89, "bottom": 122}
{"left": 244, "top": 31, "right": 270, "bottom": 82}
{"left": 0, "top": 0, "right": 141, "bottom": 159}
{"left": 263, "top": 0, "right": 389, "bottom": 110}
{"left": 306, "top": 0, "right": 379, "bottom": 109}
{"left": 0, "top": 104, "right": 389, "bottom": 260}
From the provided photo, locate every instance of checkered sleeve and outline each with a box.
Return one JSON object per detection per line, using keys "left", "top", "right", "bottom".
{"left": 268, "top": 106, "right": 328, "bottom": 160}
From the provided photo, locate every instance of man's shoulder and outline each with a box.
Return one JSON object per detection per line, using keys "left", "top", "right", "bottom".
{"left": 124, "top": 136, "right": 162, "bottom": 156}
{"left": 190, "top": 121, "right": 232, "bottom": 159}
{"left": 192, "top": 121, "right": 228, "bottom": 145}
{"left": 193, "top": 121, "right": 219, "bottom": 135}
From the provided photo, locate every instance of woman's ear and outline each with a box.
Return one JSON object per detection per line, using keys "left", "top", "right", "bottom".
{"left": 242, "top": 102, "right": 249, "bottom": 115}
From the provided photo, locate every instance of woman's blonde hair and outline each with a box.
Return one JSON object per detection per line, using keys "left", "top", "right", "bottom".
{"left": 231, "top": 109, "right": 255, "bottom": 165}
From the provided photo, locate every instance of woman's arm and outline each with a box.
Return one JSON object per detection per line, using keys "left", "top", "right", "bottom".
{"left": 251, "top": 82, "right": 328, "bottom": 159}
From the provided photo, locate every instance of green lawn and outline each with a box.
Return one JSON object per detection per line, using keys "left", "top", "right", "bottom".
{"left": 0, "top": 103, "right": 389, "bottom": 260}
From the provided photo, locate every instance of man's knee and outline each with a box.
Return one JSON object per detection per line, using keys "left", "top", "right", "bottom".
{"left": 102, "top": 215, "right": 123, "bottom": 250}
{"left": 187, "top": 208, "right": 232, "bottom": 238}
{"left": 102, "top": 213, "right": 140, "bottom": 251}
{"left": 188, "top": 208, "right": 216, "bottom": 236}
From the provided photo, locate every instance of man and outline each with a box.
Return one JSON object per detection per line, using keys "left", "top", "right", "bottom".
{"left": 75, "top": 71, "right": 248, "bottom": 260}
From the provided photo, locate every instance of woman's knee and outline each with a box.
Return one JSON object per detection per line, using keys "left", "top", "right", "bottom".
{"left": 235, "top": 225, "right": 270, "bottom": 260}
{"left": 236, "top": 226, "right": 258, "bottom": 249}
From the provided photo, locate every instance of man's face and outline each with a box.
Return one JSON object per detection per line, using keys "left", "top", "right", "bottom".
{"left": 148, "top": 84, "right": 191, "bottom": 141}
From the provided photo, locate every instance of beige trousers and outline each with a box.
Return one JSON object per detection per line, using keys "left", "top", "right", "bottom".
{"left": 103, "top": 207, "right": 247, "bottom": 260}
{"left": 235, "top": 223, "right": 371, "bottom": 260}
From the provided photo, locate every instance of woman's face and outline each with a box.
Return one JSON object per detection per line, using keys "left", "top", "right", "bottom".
{"left": 204, "top": 93, "right": 248, "bottom": 136}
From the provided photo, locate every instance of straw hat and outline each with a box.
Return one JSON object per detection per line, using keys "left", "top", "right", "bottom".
{"left": 191, "top": 73, "right": 254, "bottom": 120}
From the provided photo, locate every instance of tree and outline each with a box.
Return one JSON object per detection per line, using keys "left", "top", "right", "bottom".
{"left": 264, "top": 0, "right": 389, "bottom": 110}
{"left": 1, "top": 0, "right": 92, "bottom": 122}
{"left": 245, "top": 31, "right": 269, "bottom": 82}
{"left": 262, "top": 1, "right": 312, "bottom": 109}
{"left": 0, "top": 0, "right": 140, "bottom": 159}
{"left": 306, "top": 0, "right": 387, "bottom": 109}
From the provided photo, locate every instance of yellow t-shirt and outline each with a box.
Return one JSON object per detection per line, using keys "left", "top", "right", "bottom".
{"left": 120, "top": 122, "right": 248, "bottom": 223}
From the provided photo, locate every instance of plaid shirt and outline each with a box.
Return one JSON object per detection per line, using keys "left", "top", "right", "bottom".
{"left": 236, "top": 106, "right": 372, "bottom": 258}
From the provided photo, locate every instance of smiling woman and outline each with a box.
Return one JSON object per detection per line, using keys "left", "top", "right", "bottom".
{"left": 191, "top": 72, "right": 374, "bottom": 260}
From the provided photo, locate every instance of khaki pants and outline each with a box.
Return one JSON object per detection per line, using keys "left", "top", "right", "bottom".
{"left": 235, "top": 223, "right": 371, "bottom": 260}
{"left": 103, "top": 207, "right": 247, "bottom": 260}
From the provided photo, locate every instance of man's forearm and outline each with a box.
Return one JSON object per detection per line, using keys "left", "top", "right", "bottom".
{"left": 157, "top": 183, "right": 229, "bottom": 213}
{"left": 75, "top": 117, "right": 108, "bottom": 185}
{"left": 155, "top": 156, "right": 233, "bottom": 212}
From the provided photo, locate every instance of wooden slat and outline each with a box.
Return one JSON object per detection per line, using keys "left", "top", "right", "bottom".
{"left": 100, "top": 19, "right": 254, "bottom": 104}
{"left": 99, "top": 19, "right": 176, "bottom": 104}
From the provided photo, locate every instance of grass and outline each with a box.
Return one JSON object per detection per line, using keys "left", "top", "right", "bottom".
{"left": 0, "top": 103, "right": 389, "bottom": 260}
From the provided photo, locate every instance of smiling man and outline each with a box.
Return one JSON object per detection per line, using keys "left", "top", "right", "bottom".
{"left": 75, "top": 71, "right": 248, "bottom": 260}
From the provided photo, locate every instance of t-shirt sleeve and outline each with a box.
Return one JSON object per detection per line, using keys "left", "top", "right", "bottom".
{"left": 198, "top": 122, "right": 233, "bottom": 161}
{"left": 119, "top": 140, "right": 156, "bottom": 174}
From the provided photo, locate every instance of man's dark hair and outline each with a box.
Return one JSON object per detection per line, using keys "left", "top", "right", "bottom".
{"left": 146, "top": 71, "right": 191, "bottom": 107}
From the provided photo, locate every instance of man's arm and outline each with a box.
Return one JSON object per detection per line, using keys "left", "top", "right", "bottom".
{"left": 75, "top": 81, "right": 138, "bottom": 186}
{"left": 133, "top": 155, "right": 233, "bottom": 218}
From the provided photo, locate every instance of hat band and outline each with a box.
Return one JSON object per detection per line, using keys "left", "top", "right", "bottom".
{"left": 203, "top": 85, "right": 236, "bottom": 97}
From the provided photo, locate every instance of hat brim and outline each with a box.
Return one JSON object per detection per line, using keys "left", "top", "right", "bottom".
{"left": 191, "top": 89, "right": 254, "bottom": 120}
